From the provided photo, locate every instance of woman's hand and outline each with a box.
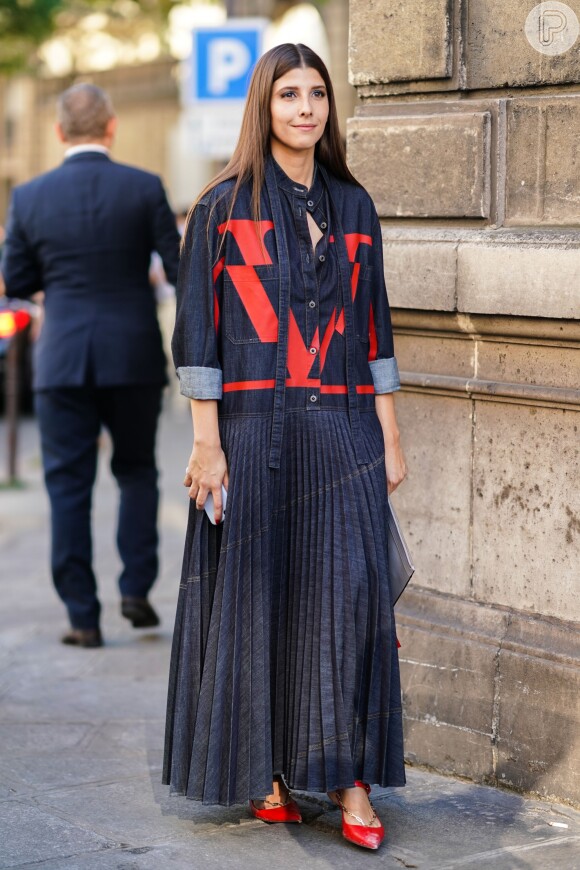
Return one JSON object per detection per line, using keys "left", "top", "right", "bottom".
{"left": 184, "top": 399, "right": 228, "bottom": 523}
{"left": 184, "top": 442, "right": 229, "bottom": 523}
{"left": 384, "top": 438, "right": 407, "bottom": 495}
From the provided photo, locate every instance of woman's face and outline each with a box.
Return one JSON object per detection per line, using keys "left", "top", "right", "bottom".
{"left": 270, "top": 66, "right": 329, "bottom": 155}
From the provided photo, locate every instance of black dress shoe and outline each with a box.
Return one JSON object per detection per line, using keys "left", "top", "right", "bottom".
{"left": 61, "top": 628, "right": 103, "bottom": 648}
{"left": 121, "top": 597, "right": 160, "bottom": 628}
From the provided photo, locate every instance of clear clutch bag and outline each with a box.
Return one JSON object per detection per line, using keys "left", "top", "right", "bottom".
{"left": 387, "top": 502, "right": 415, "bottom": 604}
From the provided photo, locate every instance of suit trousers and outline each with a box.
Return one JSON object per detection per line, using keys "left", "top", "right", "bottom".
{"left": 35, "top": 385, "right": 163, "bottom": 629}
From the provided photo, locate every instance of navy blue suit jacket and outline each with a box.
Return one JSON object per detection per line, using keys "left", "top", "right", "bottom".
{"left": 1, "top": 151, "right": 181, "bottom": 390}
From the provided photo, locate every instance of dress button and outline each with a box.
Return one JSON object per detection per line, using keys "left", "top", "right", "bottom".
{"left": 307, "top": 200, "right": 314, "bottom": 208}
{"left": 319, "top": 254, "right": 326, "bottom": 262}
{"left": 320, "top": 221, "right": 327, "bottom": 229}
{"left": 309, "top": 346, "right": 317, "bottom": 355}
{"left": 308, "top": 300, "right": 316, "bottom": 308}
{"left": 309, "top": 394, "right": 318, "bottom": 403}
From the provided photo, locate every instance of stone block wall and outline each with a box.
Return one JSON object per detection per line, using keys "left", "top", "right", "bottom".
{"left": 348, "top": 0, "right": 580, "bottom": 804}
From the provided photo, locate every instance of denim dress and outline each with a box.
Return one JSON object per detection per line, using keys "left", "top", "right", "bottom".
{"left": 163, "top": 158, "right": 406, "bottom": 806}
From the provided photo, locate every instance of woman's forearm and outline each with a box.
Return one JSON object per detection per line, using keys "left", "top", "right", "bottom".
{"left": 374, "top": 392, "right": 401, "bottom": 446}
{"left": 375, "top": 392, "right": 407, "bottom": 494}
{"left": 191, "top": 398, "right": 221, "bottom": 446}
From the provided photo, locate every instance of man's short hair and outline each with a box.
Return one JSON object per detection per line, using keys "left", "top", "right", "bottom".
{"left": 57, "top": 84, "right": 115, "bottom": 141}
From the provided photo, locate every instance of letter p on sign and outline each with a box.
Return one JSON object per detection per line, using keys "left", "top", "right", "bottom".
{"left": 192, "top": 22, "right": 265, "bottom": 101}
{"left": 207, "top": 38, "right": 251, "bottom": 95}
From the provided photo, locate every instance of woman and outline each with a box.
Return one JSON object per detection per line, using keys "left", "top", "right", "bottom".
{"left": 163, "top": 43, "right": 407, "bottom": 851}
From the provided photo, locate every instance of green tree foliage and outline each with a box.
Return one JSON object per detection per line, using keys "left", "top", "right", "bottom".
{"left": 0, "top": 0, "right": 328, "bottom": 74}
{"left": 0, "top": 0, "right": 65, "bottom": 70}
{"left": 0, "top": 0, "right": 176, "bottom": 72}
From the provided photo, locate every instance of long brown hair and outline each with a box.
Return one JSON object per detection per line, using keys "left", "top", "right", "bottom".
{"left": 186, "top": 43, "right": 359, "bottom": 242}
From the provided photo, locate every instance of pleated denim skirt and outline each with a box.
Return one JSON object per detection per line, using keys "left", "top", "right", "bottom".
{"left": 163, "top": 408, "right": 405, "bottom": 806}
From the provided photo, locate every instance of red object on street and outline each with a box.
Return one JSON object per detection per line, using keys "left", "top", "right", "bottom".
{"left": 0, "top": 309, "right": 31, "bottom": 339}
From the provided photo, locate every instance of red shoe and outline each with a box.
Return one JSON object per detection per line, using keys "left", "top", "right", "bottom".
{"left": 249, "top": 796, "right": 302, "bottom": 824}
{"left": 331, "top": 781, "right": 385, "bottom": 850}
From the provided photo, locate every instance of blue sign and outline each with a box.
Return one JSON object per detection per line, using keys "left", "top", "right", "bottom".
{"left": 191, "top": 21, "right": 266, "bottom": 102}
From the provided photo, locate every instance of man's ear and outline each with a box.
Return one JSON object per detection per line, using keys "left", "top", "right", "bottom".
{"left": 105, "top": 116, "right": 117, "bottom": 141}
{"left": 55, "top": 122, "right": 67, "bottom": 144}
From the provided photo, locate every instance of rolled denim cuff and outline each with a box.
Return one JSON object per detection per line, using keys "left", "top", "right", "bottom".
{"left": 176, "top": 366, "right": 222, "bottom": 399}
{"left": 369, "top": 357, "right": 401, "bottom": 394}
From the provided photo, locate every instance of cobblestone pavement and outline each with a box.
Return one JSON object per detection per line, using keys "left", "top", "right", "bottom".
{"left": 1, "top": 406, "right": 579, "bottom": 870}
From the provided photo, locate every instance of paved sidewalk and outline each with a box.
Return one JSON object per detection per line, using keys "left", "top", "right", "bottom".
{"left": 1, "top": 407, "right": 579, "bottom": 870}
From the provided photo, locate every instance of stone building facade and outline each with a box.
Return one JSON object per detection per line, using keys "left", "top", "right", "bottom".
{"left": 347, "top": 0, "right": 580, "bottom": 805}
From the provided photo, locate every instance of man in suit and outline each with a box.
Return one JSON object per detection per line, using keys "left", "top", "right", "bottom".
{"left": 1, "top": 84, "right": 181, "bottom": 647}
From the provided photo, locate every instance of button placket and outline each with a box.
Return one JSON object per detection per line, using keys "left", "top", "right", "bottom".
{"left": 308, "top": 198, "right": 332, "bottom": 407}
{"left": 302, "top": 203, "right": 321, "bottom": 404}
{"left": 285, "top": 183, "right": 323, "bottom": 410}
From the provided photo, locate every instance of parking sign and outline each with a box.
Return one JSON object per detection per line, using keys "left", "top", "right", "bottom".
{"left": 191, "top": 19, "right": 267, "bottom": 102}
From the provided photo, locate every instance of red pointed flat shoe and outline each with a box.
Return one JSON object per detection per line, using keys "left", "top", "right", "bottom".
{"left": 249, "top": 796, "right": 302, "bottom": 824}
{"left": 330, "top": 781, "right": 385, "bottom": 850}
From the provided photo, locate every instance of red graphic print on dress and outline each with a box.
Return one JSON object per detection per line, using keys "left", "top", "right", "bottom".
{"left": 219, "top": 220, "right": 278, "bottom": 342}
{"left": 217, "top": 223, "right": 376, "bottom": 388}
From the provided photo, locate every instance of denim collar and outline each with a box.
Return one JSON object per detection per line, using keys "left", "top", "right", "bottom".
{"left": 271, "top": 157, "right": 325, "bottom": 210}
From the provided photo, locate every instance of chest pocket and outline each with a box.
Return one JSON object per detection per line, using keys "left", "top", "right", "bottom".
{"left": 224, "top": 266, "right": 279, "bottom": 345}
{"left": 352, "top": 265, "right": 373, "bottom": 343}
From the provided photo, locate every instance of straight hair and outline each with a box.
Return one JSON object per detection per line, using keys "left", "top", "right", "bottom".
{"left": 185, "top": 43, "right": 359, "bottom": 247}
